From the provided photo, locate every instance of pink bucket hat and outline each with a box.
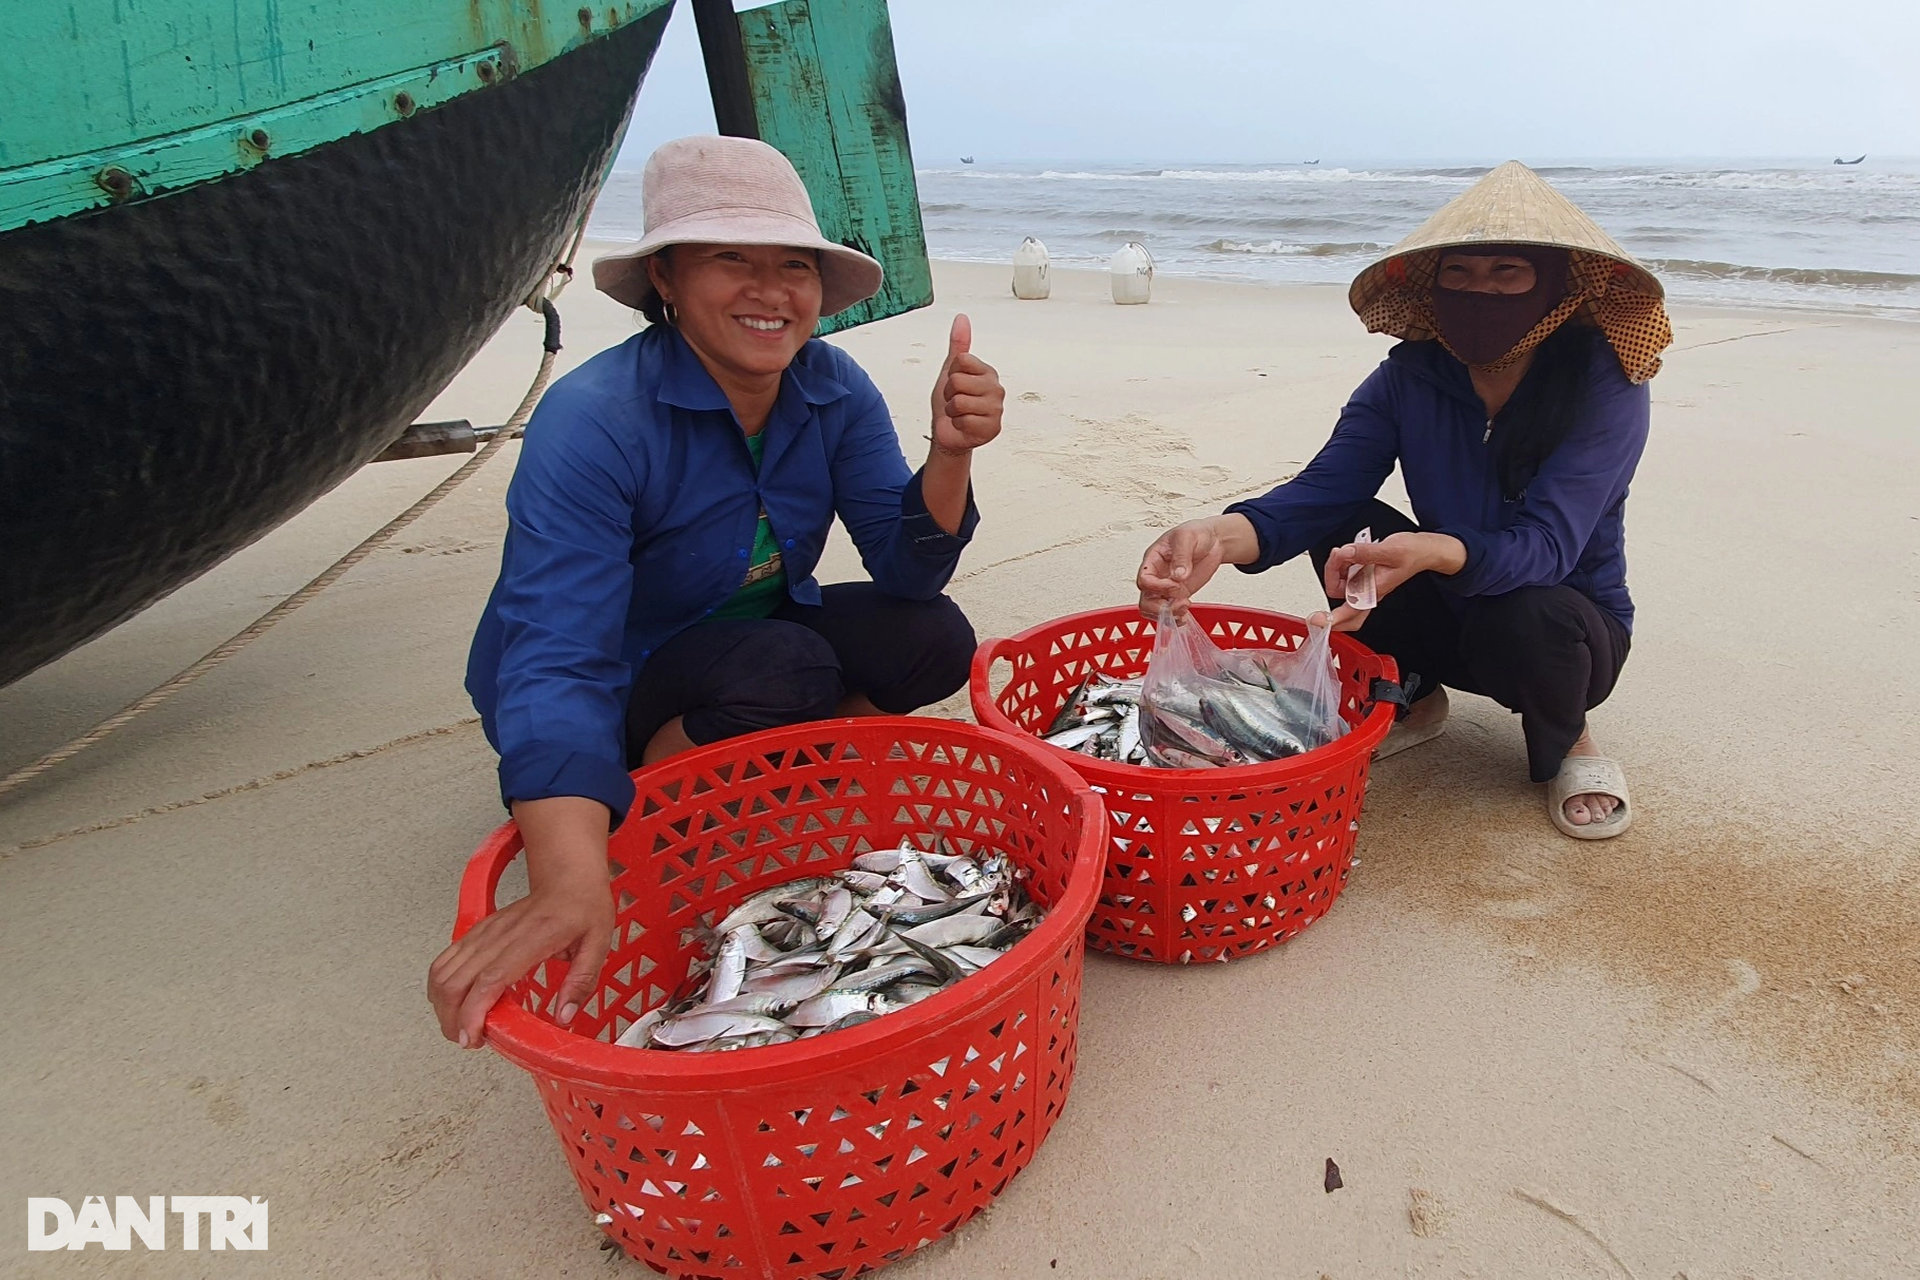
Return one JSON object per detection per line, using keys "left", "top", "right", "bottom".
{"left": 592, "top": 135, "right": 885, "bottom": 317}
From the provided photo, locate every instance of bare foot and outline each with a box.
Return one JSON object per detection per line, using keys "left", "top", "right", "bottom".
{"left": 1560, "top": 726, "right": 1621, "bottom": 826}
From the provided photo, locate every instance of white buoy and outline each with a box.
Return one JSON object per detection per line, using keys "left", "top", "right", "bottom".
{"left": 1011, "top": 237, "right": 1051, "bottom": 299}
{"left": 1109, "top": 241, "right": 1154, "bottom": 305}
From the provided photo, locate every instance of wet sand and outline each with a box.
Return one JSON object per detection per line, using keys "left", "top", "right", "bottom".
{"left": 3, "top": 254, "right": 1917, "bottom": 1277}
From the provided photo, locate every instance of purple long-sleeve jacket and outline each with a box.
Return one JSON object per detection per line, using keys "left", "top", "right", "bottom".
{"left": 1226, "top": 337, "right": 1650, "bottom": 630}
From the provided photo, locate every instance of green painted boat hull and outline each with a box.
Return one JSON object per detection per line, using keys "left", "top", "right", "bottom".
{"left": 0, "top": 0, "right": 937, "bottom": 691}
{"left": 0, "top": 6, "right": 674, "bottom": 687}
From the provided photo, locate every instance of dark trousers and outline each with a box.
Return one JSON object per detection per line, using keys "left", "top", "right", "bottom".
{"left": 623, "top": 583, "right": 976, "bottom": 763}
{"left": 1308, "top": 501, "right": 1630, "bottom": 783}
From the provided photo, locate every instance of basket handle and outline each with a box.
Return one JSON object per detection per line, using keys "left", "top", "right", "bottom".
{"left": 1368, "top": 674, "right": 1421, "bottom": 722}
{"left": 969, "top": 636, "right": 1015, "bottom": 696}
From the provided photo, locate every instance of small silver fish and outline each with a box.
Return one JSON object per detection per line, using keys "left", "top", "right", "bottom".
{"left": 651, "top": 1011, "right": 792, "bottom": 1049}
{"left": 713, "top": 877, "right": 833, "bottom": 936}
{"left": 834, "top": 955, "right": 937, "bottom": 992}
{"left": 872, "top": 892, "right": 989, "bottom": 926}
{"left": 815, "top": 885, "right": 854, "bottom": 941}
{"left": 614, "top": 1007, "right": 666, "bottom": 1048}
{"left": 689, "top": 1026, "right": 799, "bottom": 1052}
{"left": 1043, "top": 722, "right": 1106, "bottom": 751}
{"left": 943, "top": 944, "right": 1009, "bottom": 972}
{"left": 851, "top": 848, "right": 908, "bottom": 875}
{"left": 799, "top": 1009, "right": 883, "bottom": 1037}
{"left": 835, "top": 869, "right": 892, "bottom": 895}
{"left": 891, "top": 848, "right": 950, "bottom": 903}
{"left": 787, "top": 990, "right": 899, "bottom": 1028}
{"left": 709, "top": 929, "right": 751, "bottom": 1004}
{"left": 903, "top": 914, "right": 1003, "bottom": 948}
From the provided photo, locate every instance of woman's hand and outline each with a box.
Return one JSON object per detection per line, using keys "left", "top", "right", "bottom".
{"left": 1137, "top": 514, "right": 1261, "bottom": 618}
{"left": 428, "top": 796, "right": 615, "bottom": 1049}
{"left": 929, "top": 315, "right": 1004, "bottom": 455}
{"left": 1319, "top": 531, "right": 1466, "bottom": 631}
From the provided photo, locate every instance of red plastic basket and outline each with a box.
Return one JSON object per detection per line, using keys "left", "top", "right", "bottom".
{"left": 454, "top": 718, "right": 1106, "bottom": 1280}
{"left": 970, "top": 605, "right": 1398, "bottom": 964}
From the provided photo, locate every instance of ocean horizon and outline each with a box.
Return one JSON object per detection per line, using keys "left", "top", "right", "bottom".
{"left": 590, "top": 156, "right": 1920, "bottom": 318}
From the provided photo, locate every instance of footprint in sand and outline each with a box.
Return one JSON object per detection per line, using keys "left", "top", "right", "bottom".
{"left": 1019, "top": 413, "right": 1230, "bottom": 524}
{"left": 1470, "top": 850, "right": 1582, "bottom": 920}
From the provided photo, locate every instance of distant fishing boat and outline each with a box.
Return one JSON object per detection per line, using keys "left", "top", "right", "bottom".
{"left": 0, "top": 0, "right": 931, "bottom": 689}
{"left": 1835, "top": 154, "right": 1867, "bottom": 165}
{"left": 961, "top": 155, "right": 975, "bottom": 164}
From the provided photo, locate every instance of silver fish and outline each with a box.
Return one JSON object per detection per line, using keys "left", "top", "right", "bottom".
{"left": 713, "top": 877, "right": 833, "bottom": 936}
{"left": 1116, "top": 705, "right": 1142, "bottom": 763}
{"left": 1199, "top": 688, "right": 1307, "bottom": 761}
{"left": 1046, "top": 674, "right": 1096, "bottom": 734}
{"left": 710, "top": 929, "right": 751, "bottom": 1003}
{"left": 651, "top": 1011, "right": 792, "bottom": 1049}
{"left": 827, "top": 906, "right": 882, "bottom": 960}
{"left": 689, "top": 1026, "right": 799, "bottom": 1052}
{"left": 894, "top": 933, "right": 964, "bottom": 986}
{"left": 1156, "top": 746, "right": 1221, "bottom": 769}
{"left": 815, "top": 885, "right": 855, "bottom": 941}
{"left": 1043, "top": 722, "right": 1107, "bottom": 751}
{"left": 736, "top": 926, "right": 789, "bottom": 964}
{"left": 787, "top": 989, "right": 899, "bottom": 1028}
{"left": 891, "top": 848, "right": 950, "bottom": 903}
{"left": 715, "top": 964, "right": 842, "bottom": 1012}
{"left": 851, "top": 847, "right": 909, "bottom": 874}
{"left": 834, "top": 955, "right": 937, "bottom": 992}
{"left": 1147, "top": 704, "right": 1238, "bottom": 762}
{"left": 799, "top": 1009, "right": 883, "bottom": 1037}
{"left": 872, "top": 892, "right": 990, "bottom": 926}
{"left": 614, "top": 1007, "right": 667, "bottom": 1048}
{"left": 943, "top": 944, "right": 1010, "bottom": 972}
{"left": 835, "top": 869, "right": 892, "bottom": 895}
{"left": 904, "top": 914, "right": 1005, "bottom": 948}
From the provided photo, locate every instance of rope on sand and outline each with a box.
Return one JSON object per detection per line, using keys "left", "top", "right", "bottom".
{"left": 0, "top": 717, "right": 484, "bottom": 859}
{"left": 0, "top": 296, "right": 565, "bottom": 803}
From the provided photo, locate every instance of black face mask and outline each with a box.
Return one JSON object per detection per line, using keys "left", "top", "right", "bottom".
{"left": 1429, "top": 246, "right": 1571, "bottom": 366}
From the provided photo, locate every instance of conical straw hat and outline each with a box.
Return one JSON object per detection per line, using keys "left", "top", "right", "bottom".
{"left": 1348, "top": 162, "right": 1671, "bottom": 382}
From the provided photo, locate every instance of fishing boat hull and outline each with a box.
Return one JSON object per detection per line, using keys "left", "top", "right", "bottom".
{"left": 0, "top": 8, "right": 671, "bottom": 688}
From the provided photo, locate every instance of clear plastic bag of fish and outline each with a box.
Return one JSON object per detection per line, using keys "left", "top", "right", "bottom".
{"left": 1136, "top": 604, "right": 1348, "bottom": 768}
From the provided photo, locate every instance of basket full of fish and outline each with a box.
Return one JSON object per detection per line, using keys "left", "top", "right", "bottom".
{"left": 971, "top": 605, "right": 1400, "bottom": 965}
{"left": 618, "top": 842, "right": 1045, "bottom": 1053}
{"left": 452, "top": 718, "right": 1105, "bottom": 1280}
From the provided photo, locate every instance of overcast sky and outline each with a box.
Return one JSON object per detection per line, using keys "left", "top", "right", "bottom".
{"left": 615, "top": 0, "right": 1920, "bottom": 167}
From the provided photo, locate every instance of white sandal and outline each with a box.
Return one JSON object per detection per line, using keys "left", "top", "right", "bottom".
{"left": 1547, "top": 756, "right": 1632, "bottom": 840}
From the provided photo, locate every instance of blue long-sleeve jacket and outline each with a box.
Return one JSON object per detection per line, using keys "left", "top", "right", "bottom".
{"left": 466, "top": 325, "right": 978, "bottom": 826}
{"left": 1227, "top": 337, "right": 1649, "bottom": 629}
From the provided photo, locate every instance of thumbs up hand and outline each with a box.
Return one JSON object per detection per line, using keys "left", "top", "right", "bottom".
{"left": 930, "top": 314, "right": 1005, "bottom": 456}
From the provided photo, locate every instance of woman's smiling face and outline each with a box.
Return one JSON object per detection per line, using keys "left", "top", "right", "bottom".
{"left": 647, "top": 242, "right": 825, "bottom": 380}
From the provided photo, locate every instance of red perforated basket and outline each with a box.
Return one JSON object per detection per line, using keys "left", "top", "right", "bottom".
{"left": 454, "top": 718, "right": 1106, "bottom": 1280}
{"left": 970, "top": 605, "right": 1397, "bottom": 964}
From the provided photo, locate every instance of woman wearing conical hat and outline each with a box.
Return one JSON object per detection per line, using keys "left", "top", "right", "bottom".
{"left": 1137, "top": 162, "right": 1671, "bottom": 840}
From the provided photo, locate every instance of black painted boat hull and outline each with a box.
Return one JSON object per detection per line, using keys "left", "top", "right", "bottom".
{"left": 0, "top": 11, "right": 671, "bottom": 689}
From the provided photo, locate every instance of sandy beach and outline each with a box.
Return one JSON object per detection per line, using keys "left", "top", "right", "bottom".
{"left": 3, "top": 253, "right": 1917, "bottom": 1277}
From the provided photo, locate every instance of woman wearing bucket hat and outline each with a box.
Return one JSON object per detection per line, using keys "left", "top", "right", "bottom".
{"left": 1137, "top": 162, "right": 1671, "bottom": 841}
{"left": 435, "top": 136, "right": 1004, "bottom": 1046}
